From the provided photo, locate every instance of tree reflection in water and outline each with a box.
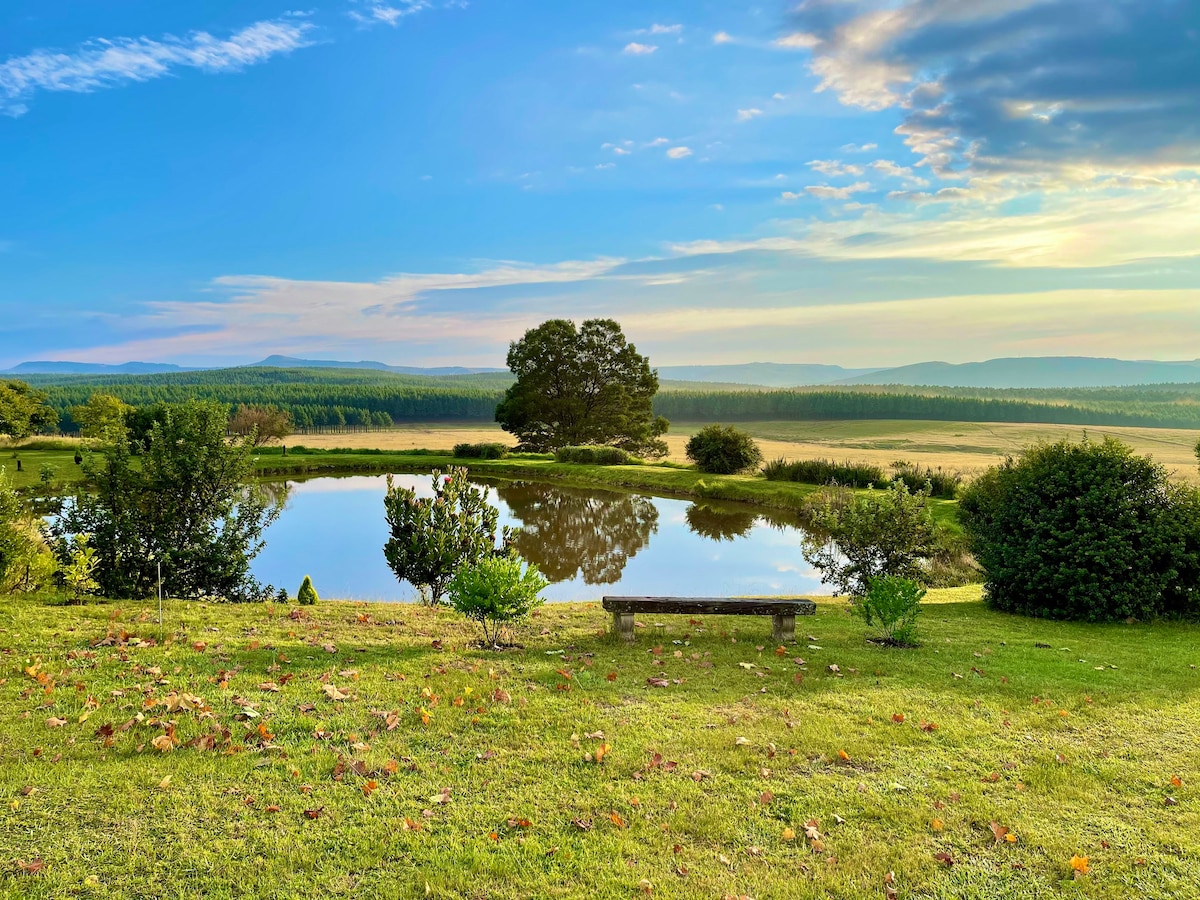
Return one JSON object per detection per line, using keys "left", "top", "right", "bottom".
{"left": 684, "top": 502, "right": 758, "bottom": 542}
{"left": 493, "top": 481, "right": 659, "bottom": 584}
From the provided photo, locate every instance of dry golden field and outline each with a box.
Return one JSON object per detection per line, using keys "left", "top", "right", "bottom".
{"left": 290, "top": 419, "right": 1200, "bottom": 481}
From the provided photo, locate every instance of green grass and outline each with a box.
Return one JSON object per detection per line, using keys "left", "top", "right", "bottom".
{"left": 2, "top": 588, "right": 1199, "bottom": 898}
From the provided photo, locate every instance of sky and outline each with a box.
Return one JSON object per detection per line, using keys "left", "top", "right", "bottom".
{"left": 1, "top": 0, "right": 1198, "bottom": 369}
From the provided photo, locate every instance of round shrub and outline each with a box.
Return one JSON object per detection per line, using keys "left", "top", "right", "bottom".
{"left": 959, "top": 438, "right": 1200, "bottom": 622}
{"left": 685, "top": 424, "right": 763, "bottom": 475}
{"left": 297, "top": 575, "right": 319, "bottom": 606}
{"left": 453, "top": 442, "right": 510, "bottom": 460}
{"left": 448, "top": 555, "right": 548, "bottom": 647}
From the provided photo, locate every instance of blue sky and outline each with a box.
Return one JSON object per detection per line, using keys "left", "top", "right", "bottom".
{"left": 1, "top": 0, "right": 1198, "bottom": 368}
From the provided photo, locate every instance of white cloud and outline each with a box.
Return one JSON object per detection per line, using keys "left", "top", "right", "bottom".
{"left": 642, "top": 24, "right": 682, "bottom": 35}
{"left": 807, "top": 159, "right": 864, "bottom": 177}
{"left": 712, "top": 32, "right": 734, "bottom": 44}
{"left": 613, "top": 147, "right": 631, "bottom": 155}
{"left": 772, "top": 32, "right": 819, "bottom": 50}
{"left": 841, "top": 142, "right": 878, "bottom": 153}
{"left": 623, "top": 42, "right": 657, "bottom": 55}
{"left": 736, "top": 108, "right": 763, "bottom": 122}
{"left": 806, "top": 182, "right": 871, "bottom": 199}
{"left": 595, "top": 162, "right": 615, "bottom": 170}
{"left": 779, "top": 191, "right": 803, "bottom": 202}
{"left": 772, "top": 92, "right": 787, "bottom": 101}
{"left": 666, "top": 146, "right": 692, "bottom": 159}
{"left": 0, "top": 18, "right": 314, "bottom": 115}
{"left": 645, "top": 137, "right": 670, "bottom": 147}
{"left": 351, "top": 2, "right": 430, "bottom": 26}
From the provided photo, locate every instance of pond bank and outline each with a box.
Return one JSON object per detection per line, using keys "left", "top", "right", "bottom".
{"left": 251, "top": 448, "right": 962, "bottom": 526}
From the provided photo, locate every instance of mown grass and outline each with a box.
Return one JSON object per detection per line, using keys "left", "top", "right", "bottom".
{"left": 2, "top": 588, "right": 1199, "bottom": 899}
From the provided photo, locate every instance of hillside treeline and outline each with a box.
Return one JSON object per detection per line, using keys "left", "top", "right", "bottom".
{"left": 652, "top": 389, "right": 1200, "bottom": 428}
{"left": 23, "top": 367, "right": 1200, "bottom": 431}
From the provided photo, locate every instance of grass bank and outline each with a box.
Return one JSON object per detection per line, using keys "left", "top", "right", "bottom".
{"left": 2, "top": 588, "right": 1198, "bottom": 898}
{"left": 257, "top": 449, "right": 964, "bottom": 526}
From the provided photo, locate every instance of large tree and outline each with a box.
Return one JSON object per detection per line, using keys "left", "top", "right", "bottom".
{"left": 228, "top": 404, "right": 293, "bottom": 446}
{"left": 52, "top": 400, "right": 282, "bottom": 601}
{"left": 495, "top": 318, "right": 668, "bottom": 455}
{"left": 0, "top": 380, "right": 58, "bottom": 439}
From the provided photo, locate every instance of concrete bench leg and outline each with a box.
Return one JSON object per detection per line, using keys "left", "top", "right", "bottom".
{"left": 613, "top": 611, "right": 636, "bottom": 642}
{"left": 773, "top": 614, "right": 795, "bottom": 644}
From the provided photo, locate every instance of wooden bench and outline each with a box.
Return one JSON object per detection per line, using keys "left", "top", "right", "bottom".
{"left": 602, "top": 596, "right": 817, "bottom": 643}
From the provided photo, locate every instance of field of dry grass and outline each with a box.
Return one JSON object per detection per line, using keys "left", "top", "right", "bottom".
{"left": 288, "top": 420, "right": 1200, "bottom": 482}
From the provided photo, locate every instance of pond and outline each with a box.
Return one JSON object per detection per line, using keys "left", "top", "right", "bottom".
{"left": 251, "top": 474, "right": 826, "bottom": 601}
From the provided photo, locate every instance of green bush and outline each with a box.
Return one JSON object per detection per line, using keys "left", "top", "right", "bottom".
{"left": 684, "top": 425, "right": 763, "bottom": 475}
{"left": 453, "top": 442, "right": 510, "bottom": 460}
{"left": 762, "top": 457, "right": 884, "bottom": 488}
{"left": 383, "top": 468, "right": 510, "bottom": 605}
{"left": 554, "top": 445, "right": 636, "bottom": 466}
{"left": 890, "top": 460, "right": 962, "bottom": 499}
{"left": 853, "top": 576, "right": 925, "bottom": 646}
{"left": 802, "top": 481, "right": 941, "bottom": 598}
{"left": 447, "top": 555, "right": 548, "bottom": 647}
{"left": 959, "top": 438, "right": 1200, "bottom": 622}
{"left": 297, "top": 575, "right": 318, "bottom": 606}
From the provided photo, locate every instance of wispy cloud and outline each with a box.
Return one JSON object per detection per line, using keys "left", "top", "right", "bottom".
{"left": 638, "top": 24, "right": 682, "bottom": 36}
{"left": 350, "top": 2, "right": 431, "bottom": 27}
{"left": 736, "top": 107, "right": 763, "bottom": 122}
{"left": 0, "top": 18, "right": 314, "bottom": 116}
{"left": 623, "top": 42, "right": 658, "bottom": 56}
{"left": 808, "top": 159, "right": 864, "bottom": 177}
{"left": 666, "top": 146, "right": 692, "bottom": 159}
{"left": 806, "top": 182, "right": 870, "bottom": 200}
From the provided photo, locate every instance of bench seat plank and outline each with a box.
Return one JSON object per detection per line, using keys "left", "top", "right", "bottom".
{"left": 602, "top": 596, "right": 816, "bottom": 643}
{"left": 602, "top": 597, "right": 816, "bottom": 616}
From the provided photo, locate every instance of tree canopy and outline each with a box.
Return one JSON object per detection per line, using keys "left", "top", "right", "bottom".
{"left": 0, "top": 380, "right": 58, "bottom": 439}
{"left": 495, "top": 319, "right": 668, "bottom": 455}
{"left": 52, "top": 400, "right": 283, "bottom": 602}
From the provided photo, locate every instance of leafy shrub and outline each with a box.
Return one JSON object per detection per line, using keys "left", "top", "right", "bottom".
{"left": 959, "top": 438, "right": 1200, "bottom": 622}
{"left": 762, "top": 457, "right": 884, "bottom": 488}
{"left": 383, "top": 468, "right": 510, "bottom": 605}
{"left": 453, "top": 442, "right": 510, "bottom": 460}
{"left": 58, "top": 536, "right": 99, "bottom": 603}
{"left": 854, "top": 576, "right": 925, "bottom": 646}
{"left": 554, "top": 445, "right": 636, "bottom": 466}
{"left": 802, "top": 481, "right": 941, "bottom": 598}
{"left": 297, "top": 575, "right": 318, "bottom": 606}
{"left": 684, "top": 425, "right": 763, "bottom": 475}
{"left": 890, "top": 460, "right": 962, "bottom": 499}
{"left": 447, "top": 555, "right": 548, "bottom": 647}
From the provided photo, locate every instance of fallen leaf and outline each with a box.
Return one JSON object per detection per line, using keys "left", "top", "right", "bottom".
{"left": 157, "top": 775, "right": 172, "bottom": 790}
{"left": 989, "top": 822, "right": 1011, "bottom": 844}
{"left": 1070, "top": 855, "right": 1090, "bottom": 875}
{"left": 304, "top": 807, "right": 324, "bottom": 820}
{"left": 322, "top": 684, "right": 349, "bottom": 701}
{"left": 931, "top": 818, "right": 944, "bottom": 831}
{"left": 782, "top": 827, "right": 796, "bottom": 841}
{"left": 46, "top": 717, "right": 67, "bottom": 728}
{"left": 609, "top": 811, "right": 627, "bottom": 829}
{"left": 837, "top": 749, "right": 850, "bottom": 761}
{"left": 892, "top": 713, "right": 905, "bottom": 723}
{"left": 934, "top": 851, "right": 954, "bottom": 867}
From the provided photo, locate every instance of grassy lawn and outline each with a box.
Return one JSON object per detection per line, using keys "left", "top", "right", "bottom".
{"left": 2, "top": 588, "right": 1198, "bottom": 899}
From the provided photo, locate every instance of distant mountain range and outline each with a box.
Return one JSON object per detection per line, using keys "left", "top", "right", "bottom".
{"left": 657, "top": 363, "right": 880, "bottom": 387}
{"left": 832, "top": 357, "right": 1200, "bottom": 389}
{"left": 248, "top": 355, "right": 506, "bottom": 376}
{"left": 5, "top": 355, "right": 1200, "bottom": 389}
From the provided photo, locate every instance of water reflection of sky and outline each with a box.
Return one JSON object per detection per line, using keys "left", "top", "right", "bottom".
{"left": 252, "top": 474, "right": 825, "bottom": 602}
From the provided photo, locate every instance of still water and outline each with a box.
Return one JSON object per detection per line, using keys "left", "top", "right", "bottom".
{"left": 252, "top": 474, "right": 825, "bottom": 601}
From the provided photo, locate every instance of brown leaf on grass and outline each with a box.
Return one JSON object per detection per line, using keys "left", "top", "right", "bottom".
{"left": 891, "top": 713, "right": 905, "bottom": 723}
{"left": 304, "top": 807, "right": 324, "bottom": 819}
{"left": 931, "top": 818, "right": 944, "bottom": 831}
{"left": 934, "top": 851, "right": 955, "bottom": 867}
{"left": 1171, "top": 775, "right": 1183, "bottom": 788}
{"left": 492, "top": 689, "right": 511, "bottom": 704}
{"left": 571, "top": 817, "right": 593, "bottom": 831}
{"left": 782, "top": 827, "right": 796, "bottom": 841}
{"left": 150, "top": 734, "right": 175, "bottom": 753}
{"left": 322, "top": 684, "right": 349, "bottom": 701}
{"left": 45, "top": 717, "right": 67, "bottom": 728}
{"left": 16, "top": 858, "right": 45, "bottom": 875}
{"left": 646, "top": 678, "right": 670, "bottom": 688}
{"left": 609, "top": 811, "right": 627, "bottom": 829}
{"left": 605, "top": 671, "right": 618, "bottom": 681}
{"left": 402, "top": 817, "right": 422, "bottom": 831}
{"left": 920, "top": 721, "right": 938, "bottom": 732}
{"left": 266, "top": 805, "right": 281, "bottom": 813}
{"left": 989, "top": 822, "right": 1011, "bottom": 844}
{"left": 759, "top": 791, "right": 774, "bottom": 806}
{"left": 837, "top": 749, "right": 850, "bottom": 762}
{"left": 430, "top": 787, "right": 452, "bottom": 805}
{"left": 1070, "top": 855, "right": 1090, "bottom": 875}
{"left": 259, "top": 682, "right": 281, "bottom": 693}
